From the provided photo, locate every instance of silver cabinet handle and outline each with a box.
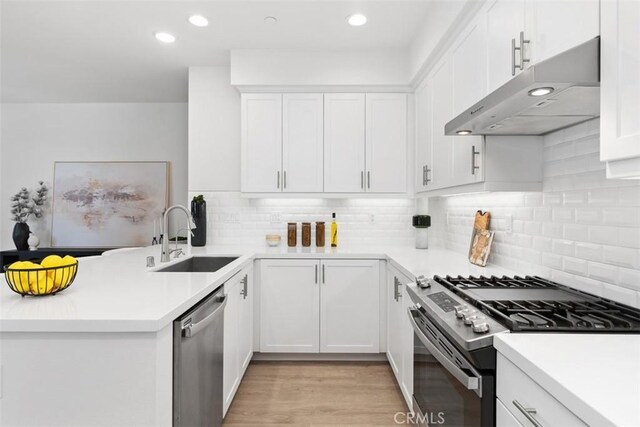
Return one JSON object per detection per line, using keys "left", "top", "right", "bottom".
{"left": 183, "top": 296, "right": 227, "bottom": 338}
{"left": 513, "top": 31, "right": 530, "bottom": 74}
{"left": 426, "top": 165, "right": 431, "bottom": 184}
{"left": 471, "top": 145, "right": 480, "bottom": 175}
{"left": 361, "top": 171, "right": 364, "bottom": 189}
{"left": 519, "top": 31, "right": 530, "bottom": 70}
{"left": 240, "top": 274, "right": 248, "bottom": 299}
{"left": 283, "top": 170, "right": 287, "bottom": 189}
{"left": 367, "top": 171, "right": 371, "bottom": 189}
{"left": 315, "top": 264, "right": 318, "bottom": 284}
{"left": 322, "top": 264, "right": 325, "bottom": 284}
{"left": 393, "top": 277, "right": 398, "bottom": 301}
{"left": 422, "top": 165, "right": 426, "bottom": 186}
{"left": 277, "top": 171, "right": 280, "bottom": 189}
{"left": 513, "top": 400, "right": 542, "bottom": 427}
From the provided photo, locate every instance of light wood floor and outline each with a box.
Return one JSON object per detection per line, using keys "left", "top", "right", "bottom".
{"left": 223, "top": 361, "right": 410, "bottom": 426}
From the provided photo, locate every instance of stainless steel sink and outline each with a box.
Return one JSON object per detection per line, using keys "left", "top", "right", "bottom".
{"left": 154, "top": 256, "right": 239, "bottom": 273}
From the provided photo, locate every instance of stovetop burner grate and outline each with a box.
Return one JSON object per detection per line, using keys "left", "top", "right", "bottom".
{"left": 433, "top": 275, "right": 640, "bottom": 333}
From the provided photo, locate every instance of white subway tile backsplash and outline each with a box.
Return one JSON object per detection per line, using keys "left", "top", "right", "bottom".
{"left": 427, "top": 119, "right": 640, "bottom": 308}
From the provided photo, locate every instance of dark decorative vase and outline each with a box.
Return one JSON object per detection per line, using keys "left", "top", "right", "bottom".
{"left": 191, "top": 198, "right": 207, "bottom": 247}
{"left": 12, "top": 222, "right": 30, "bottom": 251}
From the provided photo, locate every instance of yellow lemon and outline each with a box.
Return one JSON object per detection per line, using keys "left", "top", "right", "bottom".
{"left": 57, "top": 255, "right": 77, "bottom": 289}
{"left": 6, "top": 261, "right": 29, "bottom": 293}
{"left": 28, "top": 270, "right": 53, "bottom": 295}
{"left": 18, "top": 262, "right": 41, "bottom": 294}
{"left": 41, "top": 255, "right": 63, "bottom": 269}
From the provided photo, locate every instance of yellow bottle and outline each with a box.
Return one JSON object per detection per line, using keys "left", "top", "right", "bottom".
{"left": 330, "top": 213, "right": 338, "bottom": 247}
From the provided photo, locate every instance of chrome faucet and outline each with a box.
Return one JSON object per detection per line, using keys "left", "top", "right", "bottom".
{"left": 161, "top": 205, "right": 196, "bottom": 263}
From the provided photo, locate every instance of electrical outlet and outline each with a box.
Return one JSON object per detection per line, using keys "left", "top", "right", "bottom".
{"left": 221, "top": 213, "right": 240, "bottom": 224}
{"left": 369, "top": 214, "right": 375, "bottom": 223}
{"left": 505, "top": 214, "right": 513, "bottom": 234}
{"left": 269, "top": 213, "right": 282, "bottom": 224}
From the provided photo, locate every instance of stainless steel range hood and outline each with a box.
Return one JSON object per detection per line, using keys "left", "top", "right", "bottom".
{"left": 445, "top": 37, "right": 600, "bottom": 136}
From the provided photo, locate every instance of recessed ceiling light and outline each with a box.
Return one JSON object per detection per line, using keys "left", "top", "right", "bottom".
{"left": 189, "top": 15, "right": 209, "bottom": 27}
{"left": 154, "top": 32, "right": 176, "bottom": 43}
{"left": 264, "top": 16, "right": 278, "bottom": 24}
{"left": 347, "top": 14, "right": 367, "bottom": 26}
{"left": 528, "top": 87, "right": 554, "bottom": 97}
{"left": 457, "top": 130, "right": 472, "bottom": 135}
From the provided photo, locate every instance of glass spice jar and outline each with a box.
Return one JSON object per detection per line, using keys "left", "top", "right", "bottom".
{"left": 287, "top": 223, "right": 297, "bottom": 247}
{"left": 315, "top": 222, "right": 325, "bottom": 247}
{"left": 301, "top": 222, "right": 311, "bottom": 247}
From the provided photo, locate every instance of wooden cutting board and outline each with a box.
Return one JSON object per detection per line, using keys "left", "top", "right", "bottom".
{"left": 469, "top": 211, "right": 494, "bottom": 267}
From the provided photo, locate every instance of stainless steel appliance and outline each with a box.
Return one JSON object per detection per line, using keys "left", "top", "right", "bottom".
{"left": 407, "top": 275, "right": 640, "bottom": 427}
{"left": 173, "top": 286, "right": 226, "bottom": 427}
{"left": 445, "top": 37, "right": 599, "bottom": 136}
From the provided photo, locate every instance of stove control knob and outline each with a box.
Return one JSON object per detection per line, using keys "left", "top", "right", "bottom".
{"left": 471, "top": 320, "right": 490, "bottom": 334}
{"left": 462, "top": 311, "right": 479, "bottom": 325}
{"left": 454, "top": 305, "right": 469, "bottom": 319}
{"left": 416, "top": 275, "right": 431, "bottom": 288}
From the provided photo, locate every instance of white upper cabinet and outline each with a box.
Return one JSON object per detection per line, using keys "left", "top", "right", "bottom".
{"left": 600, "top": 0, "right": 640, "bottom": 179}
{"left": 415, "top": 80, "right": 433, "bottom": 192}
{"left": 485, "top": 0, "right": 527, "bottom": 92}
{"left": 451, "top": 17, "right": 487, "bottom": 186}
{"left": 319, "top": 260, "right": 380, "bottom": 353}
{"left": 324, "top": 93, "right": 366, "bottom": 193}
{"left": 241, "top": 94, "right": 282, "bottom": 192}
{"left": 430, "top": 57, "right": 454, "bottom": 191}
{"left": 526, "top": 0, "right": 599, "bottom": 65}
{"left": 282, "top": 94, "right": 324, "bottom": 192}
{"left": 365, "top": 94, "right": 408, "bottom": 193}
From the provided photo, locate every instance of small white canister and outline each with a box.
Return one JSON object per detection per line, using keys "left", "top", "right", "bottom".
{"left": 412, "top": 215, "right": 431, "bottom": 249}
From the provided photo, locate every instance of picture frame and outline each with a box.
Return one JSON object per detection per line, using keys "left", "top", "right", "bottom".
{"left": 51, "top": 161, "right": 169, "bottom": 247}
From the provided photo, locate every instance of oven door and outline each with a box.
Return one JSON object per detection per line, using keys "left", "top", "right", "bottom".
{"left": 408, "top": 307, "right": 487, "bottom": 427}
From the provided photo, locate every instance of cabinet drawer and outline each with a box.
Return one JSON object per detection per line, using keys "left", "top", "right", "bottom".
{"left": 497, "top": 354, "right": 586, "bottom": 427}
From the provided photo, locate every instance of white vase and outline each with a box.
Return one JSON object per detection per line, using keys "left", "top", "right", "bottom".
{"left": 27, "top": 232, "right": 40, "bottom": 251}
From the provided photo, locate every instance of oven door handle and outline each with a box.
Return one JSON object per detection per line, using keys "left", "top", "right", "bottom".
{"left": 407, "top": 308, "right": 482, "bottom": 397}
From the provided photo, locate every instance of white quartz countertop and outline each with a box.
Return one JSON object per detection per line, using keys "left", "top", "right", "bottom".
{"left": 494, "top": 333, "right": 640, "bottom": 427}
{"left": 0, "top": 244, "right": 517, "bottom": 333}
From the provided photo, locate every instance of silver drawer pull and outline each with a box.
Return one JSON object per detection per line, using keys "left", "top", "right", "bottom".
{"left": 513, "top": 400, "right": 542, "bottom": 427}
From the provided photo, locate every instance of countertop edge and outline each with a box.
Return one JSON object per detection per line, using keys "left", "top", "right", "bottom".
{"left": 494, "top": 336, "right": 616, "bottom": 427}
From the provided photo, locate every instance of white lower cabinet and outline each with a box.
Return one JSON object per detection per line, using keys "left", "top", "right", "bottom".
{"left": 387, "top": 266, "right": 414, "bottom": 409}
{"left": 223, "top": 266, "right": 253, "bottom": 416}
{"left": 259, "top": 259, "right": 380, "bottom": 353}
{"left": 320, "top": 259, "right": 380, "bottom": 353}
{"left": 497, "top": 353, "right": 587, "bottom": 426}
{"left": 496, "top": 398, "right": 524, "bottom": 427}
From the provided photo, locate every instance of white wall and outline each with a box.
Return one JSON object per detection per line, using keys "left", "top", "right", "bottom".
{"left": 0, "top": 103, "right": 187, "bottom": 249}
{"left": 188, "top": 191, "right": 416, "bottom": 247}
{"left": 230, "top": 49, "right": 410, "bottom": 88}
{"left": 427, "top": 120, "right": 640, "bottom": 308}
{"left": 188, "top": 67, "right": 241, "bottom": 192}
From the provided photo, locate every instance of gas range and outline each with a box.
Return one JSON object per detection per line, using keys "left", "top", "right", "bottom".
{"left": 407, "top": 274, "right": 640, "bottom": 351}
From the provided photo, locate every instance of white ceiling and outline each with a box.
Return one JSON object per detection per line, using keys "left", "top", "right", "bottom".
{"left": 1, "top": 0, "right": 434, "bottom": 103}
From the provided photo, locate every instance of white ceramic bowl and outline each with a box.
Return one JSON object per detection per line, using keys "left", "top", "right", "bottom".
{"left": 265, "top": 234, "right": 281, "bottom": 247}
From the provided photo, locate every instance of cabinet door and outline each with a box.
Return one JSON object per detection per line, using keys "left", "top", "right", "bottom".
{"left": 282, "top": 94, "right": 324, "bottom": 192}
{"left": 601, "top": 0, "right": 640, "bottom": 169}
{"left": 430, "top": 58, "right": 454, "bottom": 190}
{"left": 485, "top": 0, "right": 526, "bottom": 92}
{"left": 386, "top": 269, "right": 403, "bottom": 379}
{"left": 241, "top": 94, "right": 282, "bottom": 192}
{"left": 452, "top": 18, "right": 486, "bottom": 187}
{"left": 400, "top": 284, "right": 414, "bottom": 409}
{"left": 415, "top": 80, "right": 433, "bottom": 192}
{"left": 238, "top": 267, "right": 253, "bottom": 373}
{"left": 526, "top": 0, "right": 599, "bottom": 65}
{"left": 260, "top": 259, "right": 320, "bottom": 352}
{"left": 365, "top": 94, "right": 407, "bottom": 193}
{"left": 320, "top": 260, "right": 380, "bottom": 353}
{"left": 324, "top": 94, "right": 366, "bottom": 193}
{"left": 496, "top": 398, "right": 524, "bottom": 427}
{"left": 223, "top": 275, "right": 242, "bottom": 415}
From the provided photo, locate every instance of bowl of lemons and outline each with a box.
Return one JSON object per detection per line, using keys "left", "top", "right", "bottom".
{"left": 3, "top": 255, "right": 78, "bottom": 296}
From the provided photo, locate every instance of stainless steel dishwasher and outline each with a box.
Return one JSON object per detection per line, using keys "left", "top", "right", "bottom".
{"left": 173, "top": 286, "right": 226, "bottom": 427}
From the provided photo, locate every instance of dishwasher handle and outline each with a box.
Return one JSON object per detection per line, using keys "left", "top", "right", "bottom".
{"left": 183, "top": 295, "right": 227, "bottom": 338}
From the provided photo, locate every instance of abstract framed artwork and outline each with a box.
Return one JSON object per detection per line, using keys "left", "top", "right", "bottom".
{"left": 51, "top": 161, "right": 169, "bottom": 247}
